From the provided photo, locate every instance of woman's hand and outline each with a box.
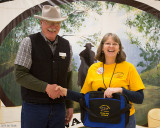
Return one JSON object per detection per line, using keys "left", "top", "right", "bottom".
{"left": 104, "top": 87, "right": 122, "bottom": 98}
{"left": 55, "top": 86, "right": 67, "bottom": 96}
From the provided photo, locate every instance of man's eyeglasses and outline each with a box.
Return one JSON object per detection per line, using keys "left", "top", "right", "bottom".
{"left": 43, "top": 20, "right": 61, "bottom": 26}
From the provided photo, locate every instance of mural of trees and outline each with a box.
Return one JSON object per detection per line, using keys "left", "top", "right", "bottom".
{"left": 126, "top": 11, "right": 160, "bottom": 72}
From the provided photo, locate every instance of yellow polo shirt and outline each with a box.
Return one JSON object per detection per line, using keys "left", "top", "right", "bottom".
{"left": 81, "top": 61, "right": 145, "bottom": 116}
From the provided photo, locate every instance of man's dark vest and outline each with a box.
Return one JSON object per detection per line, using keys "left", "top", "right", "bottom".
{"left": 21, "top": 32, "right": 70, "bottom": 104}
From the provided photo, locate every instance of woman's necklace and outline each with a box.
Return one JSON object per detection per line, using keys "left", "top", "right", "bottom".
{"left": 102, "top": 63, "right": 117, "bottom": 89}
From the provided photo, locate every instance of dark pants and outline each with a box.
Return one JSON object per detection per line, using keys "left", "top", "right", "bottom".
{"left": 21, "top": 102, "right": 65, "bottom": 128}
{"left": 125, "top": 114, "right": 136, "bottom": 128}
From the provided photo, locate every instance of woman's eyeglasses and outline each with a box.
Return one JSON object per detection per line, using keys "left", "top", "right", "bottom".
{"left": 103, "top": 43, "right": 119, "bottom": 46}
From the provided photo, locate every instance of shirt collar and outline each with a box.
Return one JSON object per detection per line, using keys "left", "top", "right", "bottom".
{"left": 40, "top": 32, "right": 58, "bottom": 45}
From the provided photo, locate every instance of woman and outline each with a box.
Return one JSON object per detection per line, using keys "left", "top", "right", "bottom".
{"left": 57, "top": 33, "right": 145, "bottom": 128}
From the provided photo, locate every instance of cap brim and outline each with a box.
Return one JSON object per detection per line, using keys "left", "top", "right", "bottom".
{"left": 34, "top": 15, "right": 68, "bottom": 22}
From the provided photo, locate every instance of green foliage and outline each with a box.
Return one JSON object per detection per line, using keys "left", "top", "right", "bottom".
{"left": 125, "top": 10, "right": 160, "bottom": 72}
{"left": 72, "top": 58, "right": 78, "bottom": 71}
{"left": 72, "top": 71, "right": 81, "bottom": 92}
{"left": 0, "top": 32, "right": 18, "bottom": 73}
{"left": 140, "top": 64, "right": 160, "bottom": 86}
{"left": 137, "top": 47, "right": 160, "bottom": 72}
{"left": 0, "top": 16, "right": 40, "bottom": 74}
{"left": 76, "top": 32, "right": 101, "bottom": 47}
{"left": 74, "top": 1, "right": 103, "bottom": 15}
{"left": 60, "top": 1, "right": 103, "bottom": 33}
{"left": 105, "top": 1, "right": 117, "bottom": 9}
{"left": 15, "top": 16, "right": 40, "bottom": 40}
{"left": 0, "top": 15, "right": 41, "bottom": 106}
{"left": 0, "top": 72, "right": 22, "bottom": 105}
{"left": 134, "top": 85, "right": 160, "bottom": 125}
{"left": 119, "top": 3, "right": 136, "bottom": 12}
{"left": 72, "top": 71, "right": 81, "bottom": 113}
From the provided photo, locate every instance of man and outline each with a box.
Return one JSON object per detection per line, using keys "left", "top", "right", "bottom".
{"left": 14, "top": 5, "right": 73, "bottom": 128}
{"left": 78, "top": 43, "right": 95, "bottom": 88}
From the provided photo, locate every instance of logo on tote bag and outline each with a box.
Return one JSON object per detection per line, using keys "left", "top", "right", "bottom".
{"left": 100, "top": 105, "right": 110, "bottom": 117}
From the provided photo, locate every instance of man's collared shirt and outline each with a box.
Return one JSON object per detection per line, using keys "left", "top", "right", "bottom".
{"left": 15, "top": 32, "right": 72, "bottom": 71}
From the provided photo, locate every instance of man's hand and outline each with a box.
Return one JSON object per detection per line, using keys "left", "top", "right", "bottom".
{"left": 45, "top": 84, "right": 63, "bottom": 99}
{"left": 55, "top": 86, "right": 72, "bottom": 125}
{"left": 65, "top": 108, "right": 73, "bottom": 125}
